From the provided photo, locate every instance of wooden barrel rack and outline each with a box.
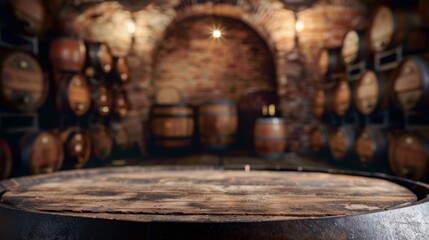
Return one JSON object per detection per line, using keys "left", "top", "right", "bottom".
{"left": 0, "top": 166, "right": 428, "bottom": 239}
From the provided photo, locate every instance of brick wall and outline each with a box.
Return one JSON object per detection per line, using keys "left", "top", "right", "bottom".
{"left": 153, "top": 16, "right": 276, "bottom": 105}
{"left": 67, "top": 0, "right": 365, "bottom": 154}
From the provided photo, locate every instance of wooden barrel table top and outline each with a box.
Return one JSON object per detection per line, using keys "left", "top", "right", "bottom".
{"left": 1, "top": 166, "right": 428, "bottom": 239}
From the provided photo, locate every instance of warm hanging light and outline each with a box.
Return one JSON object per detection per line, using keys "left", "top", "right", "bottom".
{"left": 295, "top": 21, "right": 304, "bottom": 32}
{"left": 127, "top": 19, "right": 136, "bottom": 34}
{"left": 212, "top": 29, "right": 222, "bottom": 39}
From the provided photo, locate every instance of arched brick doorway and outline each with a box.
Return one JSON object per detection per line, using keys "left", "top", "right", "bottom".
{"left": 153, "top": 15, "right": 277, "bottom": 149}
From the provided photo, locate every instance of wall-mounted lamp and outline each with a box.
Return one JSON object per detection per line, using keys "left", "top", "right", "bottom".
{"left": 127, "top": 18, "right": 136, "bottom": 35}
{"left": 295, "top": 21, "right": 304, "bottom": 33}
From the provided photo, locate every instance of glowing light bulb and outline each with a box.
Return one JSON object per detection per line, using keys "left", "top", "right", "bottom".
{"left": 295, "top": 21, "right": 304, "bottom": 32}
{"left": 127, "top": 20, "right": 136, "bottom": 34}
{"left": 212, "top": 29, "right": 222, "bottom": 39}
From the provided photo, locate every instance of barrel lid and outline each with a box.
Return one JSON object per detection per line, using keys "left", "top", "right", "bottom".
{"left": 0, "top": 50, "right": 47, "bottom": 111}
{"left": 393, "top": 57, "right": 423, "bottom": 112}
{"left": 66, "top": 74, "right": 91, "bottom": 116}
{"left": 256, "top": 117, "right": 285, "bottom": 124}
{"left": 341, "top": 30, "right": 360, "bottom": 65}
{"left": 390, "top": 133, "right": 428, "bottom": 181}
{"left": 333, "top": 80, "right": 351, "bottom": 117}
{"left": 317, "top": 49, "right": 329, "bottom": 76}
{"left": 368, "top": 6, "right": 394, "bottom": 53}
{"left": 355, "top": 128, "right": 375, "bottom": 167}
{"left": 355, "top": 70, "right": 379, "bottom": 115}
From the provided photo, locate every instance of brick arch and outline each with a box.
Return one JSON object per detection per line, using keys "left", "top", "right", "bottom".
{"left": 151, "top": 14, "right": 277, "bottom": 103}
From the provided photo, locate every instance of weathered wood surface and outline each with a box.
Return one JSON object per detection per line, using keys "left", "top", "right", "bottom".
{"left": 0, "top": 166, "right": 417, "bottom": 222}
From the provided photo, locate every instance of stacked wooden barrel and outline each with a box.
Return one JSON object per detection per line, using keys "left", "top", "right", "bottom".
{"left": 312, "top": 1, "right": 429, "bottom": 182}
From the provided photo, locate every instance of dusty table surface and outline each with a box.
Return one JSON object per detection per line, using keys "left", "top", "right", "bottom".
{"left": 0, "top": 166, "right": 416, "bottom": 222}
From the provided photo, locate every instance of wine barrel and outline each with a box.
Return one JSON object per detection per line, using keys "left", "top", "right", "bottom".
{"left": 58, "top": 128, "right": 91, "bottom": 169}
{"left": 341, "top": 30, "right": 369, "bottom": 65}
{"left": 91, "top": 123, "right": 113, "bottom": 160}
{"left": 56, "top": 74, "right": 91, "bottom": 116}
{"left": 354, "top": 70, "right": 391, "bottom": 115}
{"left": 0, "top": 48, "right": 47, "bottom": 112}
{"left": 84, "top": 42, "right": 113, "bottom": 77}
{"left": 313, "top": 89, "right": 331, "bottom": 118}
{"left": 0, "top": 138, "right": 12, "bottom": 180}
{"left": 92, "top": 83, "right": 113, "bottom": 117}
{"left": 198, "top": 101, "right": 238, "bottom": 150}
{"left": 49, "top": 38, "right": 86, "bottom": 72}
{"left": 389, "top": 132, "right": 429, "bottom": 181}
{"left": 317, "top": 48, "right": 345, "bottom": 76}
{"left": 1, "top": 166, "right": 428, "bottom": 239}
{"left": 112, "top": 57, "right": 129, "bottom": 84}
{"left": 392, "top": 54, "right": 429, "bottom": 112}
{"left": 420, "top": 0, "right": 429, "bottom": 29}
{"left": 150, "top": 104, "right": 194, "bottom": 149}
{"left": 368, "top": 6, "right": 427, "bottom": 53}
{"left": 9, "top": 0, "right": 47, "bottom": 35}
{"left": 113, "top": 88, "right": 130, "bottom": 119}
{"left": 329, "top": 125, "right": 356, "bottom": 164}
{"left": 310, "top": 124, "right": 329, "bottom": 154}
{"left": 332, "top": 80, "right": 353, "bottom": 117}
{"left": 354, "top": 127, "right": 392, "bottom": 170}
{"left": 19, "top": 131, "right": 63, "bottom": 175}
{"left": 254, "top": 117, "right": 286, "bottom": 159}
{"left": 237, "top": 90, "right": 279, "bottom": 149}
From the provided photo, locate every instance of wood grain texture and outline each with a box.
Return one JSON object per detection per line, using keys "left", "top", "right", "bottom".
{"left": 0, "top": 166, "right": 416, "bottom": 222}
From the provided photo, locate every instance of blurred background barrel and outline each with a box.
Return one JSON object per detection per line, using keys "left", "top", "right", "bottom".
{"left": 113, "top": 88, "right": 130, "bottom": 119}
{"left": 313, "top": 89, "right": 332, "bottom": 118}
{"left": 354, "top": 127, "right": 392, "bottom": 171}
{"left": 310, "top": 124, "right": 330, "bottom": 155}
{"left": 49, "top": 38, "right": 86, "bottom": 72}
{"left": 92, "top": 83, "right": 113, "bottom": 117}
{"left": 254, "top": 117, "right": 286, "bottom": 159}
{"left": 318, "top": 48, "right": 345, "bottom": 76}
{"left": 112, "top": 57, "right": 129, "bottom": 84}
{"left": 367, "top": 6, "right": 427, "bottom": 53}
{"left": 198, "top": 100, "right": 238, "bottom": 150}
{"left": 112, "top": 123, "right": 129, "bottom": 151}
{"left": 58, "top": 128, "right": 91, "bottom": 169}
{"left": 56, "top": 73, "right": 91, "bottom": 116}
{"left": 329, "top": 125, "right": 356, "bottom": 165}
{"left": 341, "top": 30, "right": 369, "bottom": 66}
{"left": 393, "top": 54, "right": 429, "bottom": 112}
{"left": 237, "top": 90, "right": 279, "bottom": 149}
{"left": 0, "top": 48, "right": 47, "bottom": 112}
{"left": 8, "top": 0, "right": 47, "bottom": 35}
{"left": 84, "top": 42, "right": 113, "bottom": 78}
{"left": 354, "top": 70, "right": 391, "bottom": 115}
{"left": 389, "top": 131, "right": 429, "bottom": 181}
{"left": 19, "top": 131, "right": 63, "bottom": 175}
{"left": 90, "top": 123, "right": 113, "bottom": 160}
{"left": 0, "top": 138, "right": 13, "bottom": 180}
{"left": 151, "top": 104, "right": 194, "bottom": 149}
{"left": 332, "top": 80, "right": 353, "bottom": 117}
